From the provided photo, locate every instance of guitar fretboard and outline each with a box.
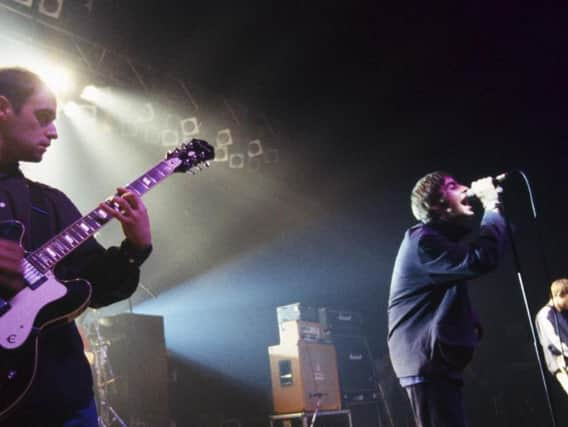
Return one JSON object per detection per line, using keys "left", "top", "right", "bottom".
{"left": 26, "top": 158, "right": 182, "bottom": 274}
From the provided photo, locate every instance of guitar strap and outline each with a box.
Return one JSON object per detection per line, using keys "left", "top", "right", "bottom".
{"left": 27, "top": 180, "right": 53, "bottom": 252}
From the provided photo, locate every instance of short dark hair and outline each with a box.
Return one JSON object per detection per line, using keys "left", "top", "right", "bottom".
{"left": 0, "top": 67, "right": 46, "bottom": 113}
{"left": 411, "top": 171, "right": 451, "bottom": 223}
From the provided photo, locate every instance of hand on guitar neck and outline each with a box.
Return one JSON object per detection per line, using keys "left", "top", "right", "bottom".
{"left": 99, "top": 187, "right": 152, "bottom": 250}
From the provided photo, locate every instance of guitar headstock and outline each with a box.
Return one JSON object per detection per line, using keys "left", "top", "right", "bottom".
{"left": 166, "top": 139, "right": 215, "bottom": 173}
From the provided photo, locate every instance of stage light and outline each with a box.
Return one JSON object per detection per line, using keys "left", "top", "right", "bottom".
{"left": 36, "top": 64, "right": 74, "bottom": 97}
{"left": 38, "top": 0, "right": 64, "bottom": 19}
{"left": 80, "top": 85, "right": 105, "bottom": 103}
{"left": 181, "top": 117, "right": 200, "bottom": 138}
{"left": 216, "top": 128, "right": 233, "bottom": 146}
{"left": 161, "top": 129, "right": 179, "bottom": 147}
{"left": 214, "top": 128, "right": 233, "bottom": 162}
{"left": 247, "top": 139, "right": 263, "bottom": 158}
{"left": 229, "top": 153, "right": 245, "bottom": 169}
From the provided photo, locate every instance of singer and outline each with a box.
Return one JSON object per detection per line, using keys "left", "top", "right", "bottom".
{"left": 387, "top": 171, "right": 506, "bottom": 427}
{"left": 535, "top": 278, "right": 568, "bottom": 397}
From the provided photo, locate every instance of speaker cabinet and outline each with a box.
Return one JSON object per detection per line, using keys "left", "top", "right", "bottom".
{"left": 318, "top": 308, "right": 364, "bottom": 336}
{"left": 332, "top": 335, "right": 378, "bottom": 403}
{"left": 268, "top": 342, "right": 341, "bottom": 413}
{"left": 346, "top": 402, "right": 382, "bottom": 427}
{"left": 95, "top": 313, "right": 169, "bottom": 427}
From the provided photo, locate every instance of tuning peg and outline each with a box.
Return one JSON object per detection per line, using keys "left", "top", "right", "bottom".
{"left": 205, "top": 161, "right": 211, "bottom": 168}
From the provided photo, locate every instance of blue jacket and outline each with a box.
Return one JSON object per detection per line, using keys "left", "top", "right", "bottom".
{"left": 387, "top": 210, "right": 506, "bottom": 379}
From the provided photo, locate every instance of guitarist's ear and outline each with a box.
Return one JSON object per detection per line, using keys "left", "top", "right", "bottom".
{"left": 0, "top": 96, "right": 14, "bottom": 122}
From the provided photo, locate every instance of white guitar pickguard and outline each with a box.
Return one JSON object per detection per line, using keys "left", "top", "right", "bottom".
{"left": 0, "top": 273, "right": 66, "bottom": 350}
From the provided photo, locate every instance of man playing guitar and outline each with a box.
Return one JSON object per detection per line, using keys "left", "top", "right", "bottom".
{"left": 536, "top": 278, "right": 568, "bottom": 396}
{"left": 0, "top": 67, "right": 152, "bottom": 426}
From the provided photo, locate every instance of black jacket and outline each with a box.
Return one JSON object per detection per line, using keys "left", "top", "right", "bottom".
{"left": 0, "top": 167, "right": 150, "bottom": 424}
{"left": 387, "top": 210, "right": 505, "bottom": 380}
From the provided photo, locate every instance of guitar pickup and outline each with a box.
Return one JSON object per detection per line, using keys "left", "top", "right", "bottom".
{"left": 27, "top": 276, "right": 48, "bottom": 290}
{"left": 0, "top": 298, "right": 10, "bottom": 316}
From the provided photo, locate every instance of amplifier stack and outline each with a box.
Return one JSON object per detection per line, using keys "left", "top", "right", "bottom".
{"left": 319, "top": 307, "right": 383, "bottom": 427}
{"left": 268, "top": 303, "right": 341, "bottom": 413}
{"left": 268, "top": 303, "right": 383, "bottom": 427}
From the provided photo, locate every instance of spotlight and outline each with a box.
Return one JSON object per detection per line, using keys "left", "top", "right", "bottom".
{"left": 229, "top": 153, "right": 245, "bottom": 169}
{"left": 36, "top": 64, "right": 74, "bottom": 97}
{"left": 216, "top": 128, "right": 233, "bottom": 146}
{"left": 38, "top": 0, "right": 64, "bottom": 19}
{"left": 214, "top": 128, "right": 233, "bottom": 162}
{"left": 161, "top": 129, "right": 179, "bottom": 147}
{"left": 247, "top": 139, "right": 263, "bottom": 158}
{"left": 181, "top": 117, "right": 200, "bottom": 137}
{"left": 80, "top": 85, "right": 104, "bottom": 103}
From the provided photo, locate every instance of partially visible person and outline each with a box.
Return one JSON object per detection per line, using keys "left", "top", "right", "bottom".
{"left": 0, "top": 67, "right": 152, "bottom": 426}
{"left": 387, "top": 171, "right": 506, "bottom": 427}
{"left": 536, "top": 278, "right": 568, "bottom": 396}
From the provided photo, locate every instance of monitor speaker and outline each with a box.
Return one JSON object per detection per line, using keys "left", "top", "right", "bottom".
{"left": 94, "top": 313, "right": 169, "bottom": 427}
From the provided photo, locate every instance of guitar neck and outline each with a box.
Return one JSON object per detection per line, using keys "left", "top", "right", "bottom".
{"left": 27, "top": 157, "right": 183, "bottom": 273}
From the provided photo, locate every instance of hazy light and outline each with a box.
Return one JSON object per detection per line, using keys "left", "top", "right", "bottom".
{"left": 62, "top": 100, "right": 80, "bottom": 116}
{"left": 0, "top": 47, "right": 75, "bottom": 99}
{"left": 35, "top": 64, "right": 75, "bottom": 97}
{"left": 81, "top": 85, "right": 105, "bottom": 103}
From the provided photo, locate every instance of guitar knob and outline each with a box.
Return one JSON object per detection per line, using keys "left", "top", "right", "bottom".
{"left": 7, "top": 370, "right": 16, "bottom": 380}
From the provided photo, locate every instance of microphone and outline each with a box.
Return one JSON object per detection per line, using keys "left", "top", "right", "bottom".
{"left": 465, "top": 172, "right": 508, "bottom": 199}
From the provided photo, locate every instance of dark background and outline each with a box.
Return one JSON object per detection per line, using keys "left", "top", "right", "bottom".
{"left": 1, "top": 1, "right": 568, "bottom": 426}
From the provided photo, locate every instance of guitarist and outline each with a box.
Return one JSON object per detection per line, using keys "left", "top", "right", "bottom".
{"left": 536, "top": 278, "right": 568, "bottom": 396}
{"left": 0, "top": 67, "right": 152, "bottom": 425}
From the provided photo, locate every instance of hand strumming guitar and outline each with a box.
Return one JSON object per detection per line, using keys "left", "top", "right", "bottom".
{"left": 0, "top": 239, "right": 25, "bottom": 298}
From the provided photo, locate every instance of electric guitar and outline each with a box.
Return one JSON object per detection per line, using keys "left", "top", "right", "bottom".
{"left": 0, "top": 138, "right": 214, "bottom": 419}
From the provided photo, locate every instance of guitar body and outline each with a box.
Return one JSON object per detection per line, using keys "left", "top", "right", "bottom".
{"left": 0, "top": 221, "right": 92, "bottom": 419}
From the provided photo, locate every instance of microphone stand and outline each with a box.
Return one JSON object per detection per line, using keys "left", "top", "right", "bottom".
{"left": 500, "top": 174, "right": 558, "bottom": 427}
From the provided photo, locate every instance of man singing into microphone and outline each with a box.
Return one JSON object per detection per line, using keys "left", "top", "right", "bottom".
{"left": 387, "top": 171, "right": 506, "bottom": 426}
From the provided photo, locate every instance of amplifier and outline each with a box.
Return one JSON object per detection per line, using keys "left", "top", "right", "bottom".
{"left": 277, "top": 303, "right": 319, "bottom": 325}
{"left": 268, "top": 341, "right": 341, "bottom": 413}
{"left": 332, "top": 335, "right": 377, "bottom": 397}
{"left": 279, "top": 320, "right": 327, "bottom": 344}
{"left": 342, "top": 390, "right": 379, "bottom": 403}
{"left": 318, "top": 308, "right": 364, "bottom": 336}
{"left": 95, "top": 313, "right": 169, "bottom": 427}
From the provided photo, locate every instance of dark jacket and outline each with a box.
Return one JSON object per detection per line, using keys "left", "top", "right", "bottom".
{"left": 387, "top": 210, "right": 505, "bottom": 380}
{"left": 0, "top": 167, "right": 150, "bottom": 424}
